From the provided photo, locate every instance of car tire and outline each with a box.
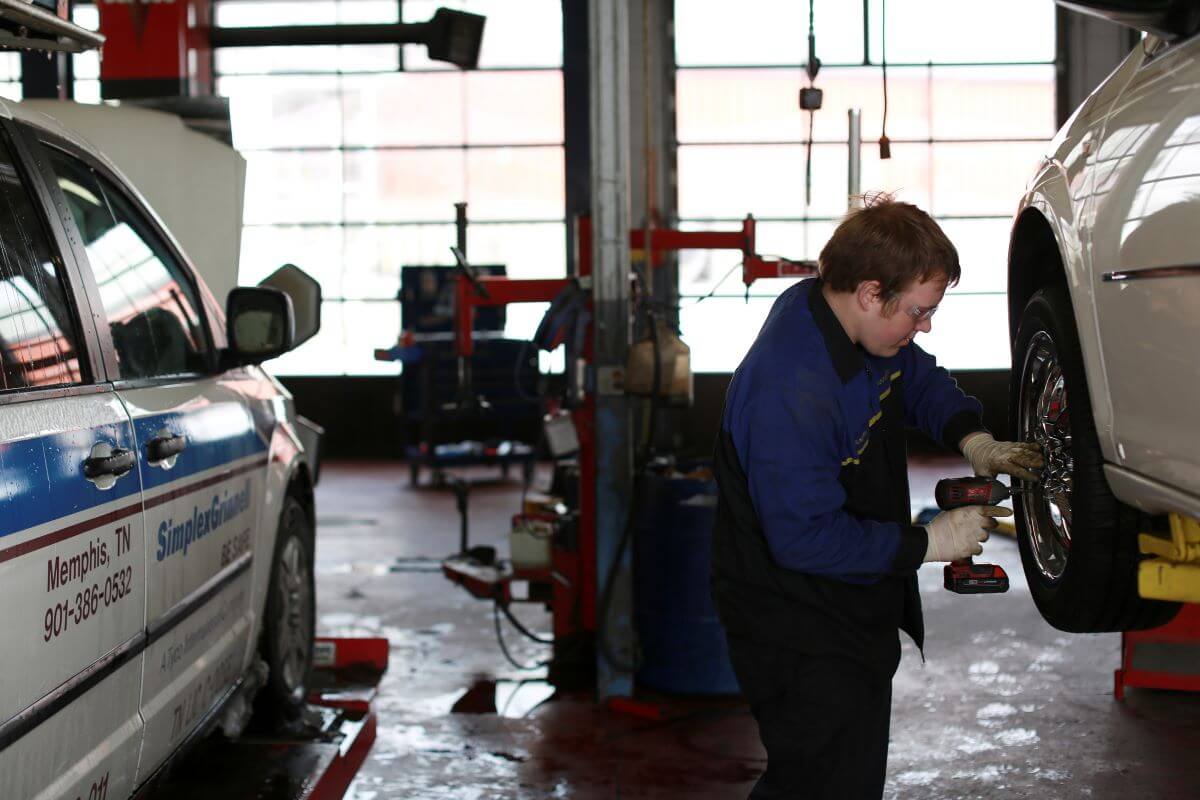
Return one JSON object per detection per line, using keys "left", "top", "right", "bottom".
{"left": 1012, "top": 286, "right": 1178, "bottom": 632}
{"left": 254, "top": 495, "right": 316, "bottom": 727}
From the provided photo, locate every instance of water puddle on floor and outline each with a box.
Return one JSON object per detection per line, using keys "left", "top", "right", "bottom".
{"left": 450, "top": 677, "right": 557, "bottom": 718}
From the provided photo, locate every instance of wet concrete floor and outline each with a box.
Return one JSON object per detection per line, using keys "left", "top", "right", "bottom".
{"left": 313, "top": 458, "right": 1200, "bottom": 799}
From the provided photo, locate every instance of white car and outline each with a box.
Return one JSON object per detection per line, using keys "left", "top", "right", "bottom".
{"left": 1009, "top": 2, "right": 1200, "bottom": 632}
{"left": 0, "top": 99, "right": 321, "bottom": 799}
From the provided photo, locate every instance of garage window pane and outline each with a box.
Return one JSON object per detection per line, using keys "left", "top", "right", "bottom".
{"left": 678, "top": 67, "right": 932, "bottom": 145}
{"left": 243, "top": 150, "right": 345, "bottom": 225}
{"left": 343, "top": 149, "right": 464, "bottom": 223}
{"left": 239, "top": 225, "right": 345, "bottom": 295}
{"left": 465, "top": 147, "right": 564, "bottom": 221}
{"left": 858, "top": 142, "right": 933, "bottom": 210}
{"left": 931, "top": 65, "right": 1057, "bottom": 140}
{"left": 268, "top": 300, "right": 399, "bottom": 376}
{"left": 342, "top": 223, "right": 456, "bottom": 291}
{"left": 675, "top": 0, "right": 863, "bottom": 66}
{"left": 70, "top": 5, "right": 99, "bottom": 83}
{"left": 679, "top": 297, "right": 777, "bottom": 373}
{"left": 347, "top": 149, "right": 563, "bottom": 226}
{"left": 216, "top": 0, "right": 342, "bottom": 27}
{"left": 936, "top": 218, "right": 1012, "bottom": 295}
{"left": 217, "top": 45, "right": 399, "bottom": 76}
{"left": 678, "top": 144, "right": 850, "bottom": 219}
{"left": 215, "top": 0, "right": 401, "bottom": 26}
{"left": 867, "top": 0, "right": 1055, "bottom": 64}
{"left": 223, "top": 76, "right": 344, "bottom": 150}
{"left": 342, "top": 72, "right": 466, "bottom": 147}
{"left": 465, "top": 222, "right": 566, "bottom": 280}
{"left": 915, "top": 294, "right": 1009, "bottom": 370}
{"left": 931, "top": 141, "right": 1047, "bottom": 216}
{"left": 466, "top": 71, "right": 564, "bottom": 146}
{"left": 0, "top": 53, "right": 18, "bottom": 82}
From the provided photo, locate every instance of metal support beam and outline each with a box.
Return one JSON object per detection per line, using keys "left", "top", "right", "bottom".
{"left": 21, "top": 0, "right": 74, "bottom": 101}
{"left": 590, "top": 0, "right": 634, "bottom": 701}
{"left": 21, "top": 48, "right": 73, "bottom": 100}
{"left": 208, "top": 9, "right": 485, "bottom": 70}
{"left": 628, "top": 0, "right": 678, "bottom": 331}
{"left": 563, "top": 0, "right": 590, "bottom": 277}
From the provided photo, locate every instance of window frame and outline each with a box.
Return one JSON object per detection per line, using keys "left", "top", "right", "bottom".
{"left": 0, "top": 118, "right": 103, "bottom": 403}
{"left": 672, "top": 5, "right": 1056, "bottom": 372}
{"left": 25, "top": 125, "right": 224, "bottom": 388}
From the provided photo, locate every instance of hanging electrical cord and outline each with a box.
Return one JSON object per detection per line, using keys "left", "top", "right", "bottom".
{"left": 879, "top": 0, "right": 892, "bottom": 159}
{"left": 687, "top": 260, "right": 743, "bottom": 307}
{"left": 595, "top": 267, "right": 667, "bottom": 674}
{"left": 493, "top": 601, "right": 551, "bottom": 671}
{"left": 805, "top": 109, "right": 816, "bottom": 207}
{"left": 498, "top": 599, "right": 554, "bottom": 644}
{"left": 800, "top": 0, "right": 823, "bottom": 206}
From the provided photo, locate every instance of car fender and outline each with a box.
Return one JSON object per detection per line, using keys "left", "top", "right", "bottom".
{"left": 1008, "top": 43, "right": 1146, "bottom": 463}
{"left": 1012, "top": 173, "right": 1119, "bottom": 464}
{"left": 236, "top": 376, "right": 313, "bottom": 668}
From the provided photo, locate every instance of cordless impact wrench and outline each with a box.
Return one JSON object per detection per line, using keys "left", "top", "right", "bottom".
{"left": 933, "top": 476, "right": 1032, "bottom": 594}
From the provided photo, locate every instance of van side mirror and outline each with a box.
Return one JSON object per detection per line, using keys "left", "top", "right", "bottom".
{"left": 226, "top": 287, "right": 294, "bottom": 365}
{"left": 257, "top": 263, "right": 321, "bottom": 347}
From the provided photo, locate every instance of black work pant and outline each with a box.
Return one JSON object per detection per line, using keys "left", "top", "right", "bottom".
{"left": 727, "top": 637, "right": 894, "bottom": 799}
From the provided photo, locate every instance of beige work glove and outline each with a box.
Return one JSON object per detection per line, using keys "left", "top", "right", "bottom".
{"left": 960, "top": 432, "right": 1044, "bottom": 482}
{"left": 922, "top": 505, "right": 1013, "bottom": 563}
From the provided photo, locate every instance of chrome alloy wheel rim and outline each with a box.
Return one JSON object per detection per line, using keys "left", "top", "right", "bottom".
{"left": 275, "top": 535, "right": 312, "bottom": 697}
{"left": 1019, "top": 331, "right": 1073, "bottom": 583}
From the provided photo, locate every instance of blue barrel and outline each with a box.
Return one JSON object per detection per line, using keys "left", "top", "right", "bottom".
{"left": 633, "top": 464, "right": 740, "bottom": 695}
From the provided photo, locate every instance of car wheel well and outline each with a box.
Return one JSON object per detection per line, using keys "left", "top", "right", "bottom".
{"left": 1008, "top": 208, "right": 1068, "bottom": 340}
{"left": 286, "top": 465, "right": 315, "bottom": 532}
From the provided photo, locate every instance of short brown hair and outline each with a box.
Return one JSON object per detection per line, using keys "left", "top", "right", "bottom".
{"left": 818, "top": 193, "right": 960, "bottom": 303}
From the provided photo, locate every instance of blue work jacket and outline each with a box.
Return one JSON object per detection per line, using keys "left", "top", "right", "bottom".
{"left": 711, "top": 277, "right": 985, "bottom": 668}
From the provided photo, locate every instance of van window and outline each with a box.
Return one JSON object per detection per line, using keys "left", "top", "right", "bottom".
{"left": 47, "top": 149, "right": 211, "bottom": 380}
{"left": 0, "top": 138, "right": 83, "bottom": 391}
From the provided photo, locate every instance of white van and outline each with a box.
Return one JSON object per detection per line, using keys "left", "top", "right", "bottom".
{"left": 0, "top": 99, "right": 321, "bottom": 800}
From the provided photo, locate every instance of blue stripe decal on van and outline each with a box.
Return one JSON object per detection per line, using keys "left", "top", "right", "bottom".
{"left": 131, "top": 408, "right": 267, "bottom": 494}
{"left": 0, "top": 410, "right": 268, "bottom": 542}
{"left": 0, "top": 436, "right": 58, "bottom": 536}
{"left": 2, "top": 421, "right": 143, "bottom": 541}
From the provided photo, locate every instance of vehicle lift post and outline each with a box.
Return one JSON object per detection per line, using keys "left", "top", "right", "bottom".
{"left": 1114, "top": 513, "right": 1200, "bottom": 700}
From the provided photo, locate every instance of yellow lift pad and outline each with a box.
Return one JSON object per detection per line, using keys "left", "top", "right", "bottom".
{"left": 1138, "top": 514, "right": 1200, "bottom": 603}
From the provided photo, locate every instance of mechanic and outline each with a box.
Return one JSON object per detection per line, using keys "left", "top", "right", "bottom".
{"left": 711, "top": 194, "right": 1043, "bottom": 799}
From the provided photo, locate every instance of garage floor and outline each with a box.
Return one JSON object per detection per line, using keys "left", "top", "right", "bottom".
{"left": 313, "top": 458, "right": 1200, "bottom": 799}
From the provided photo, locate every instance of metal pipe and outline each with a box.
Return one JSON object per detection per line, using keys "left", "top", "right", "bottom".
{"left": 455, "top": 202, "right": 468, "bottom": 260}
{"left": 848, "top": 108, "right": 862, "bottom": 202}
{"left": 210, "top": 23, "right": 433, "bottom": 48}
{"left": 209, "top": 8, "right": 486, "bottom": 69}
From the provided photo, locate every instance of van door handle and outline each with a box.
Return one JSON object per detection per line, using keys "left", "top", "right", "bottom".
{"left": 83, "top": 446, "right": 135, "bottom": 481}
{"left": 147, "top": 433, "right": 186, "bottom": 464}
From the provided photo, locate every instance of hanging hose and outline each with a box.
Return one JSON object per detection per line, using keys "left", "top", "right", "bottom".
{"left": 879, "top": 0, "right": 892, "bottom": 159}
{"left": 498, "top": 599, "right": 554, "bottom": 644}
{"left": 595, "top": 301, "right": 664, "bottom": 674}
{"left": 493, "top": 601, "right": 551, "bottom": 672}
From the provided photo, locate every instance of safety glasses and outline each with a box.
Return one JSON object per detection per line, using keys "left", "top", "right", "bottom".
{"left": 904, "top": 303, "right": 939, "bottom": 322}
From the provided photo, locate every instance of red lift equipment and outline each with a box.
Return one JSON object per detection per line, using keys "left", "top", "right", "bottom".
{"left": 441, "top": 215, "right": 816, "bottom": 678}
{"left": 138, "top": 636, "right": 387, "bottom": 800}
